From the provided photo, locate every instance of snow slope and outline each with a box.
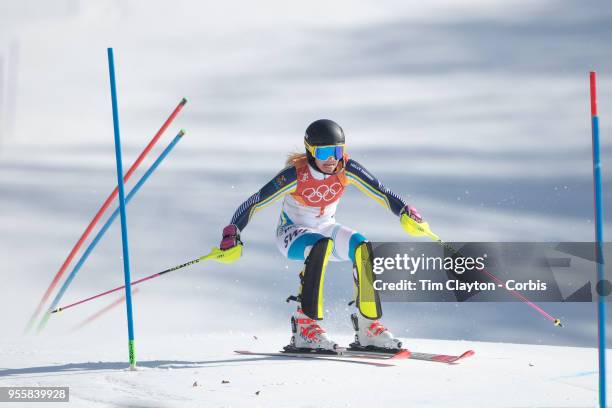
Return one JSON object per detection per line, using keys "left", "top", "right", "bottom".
{"left": 0, "top": 331, "right": 604, "bottom": 408}
{"left": 1, "top": 1, "right": 611, "bottom": 407}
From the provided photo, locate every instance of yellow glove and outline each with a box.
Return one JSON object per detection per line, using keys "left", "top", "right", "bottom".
{"left": 201, "top": 244, "right": 242, "bottom": 264}
{"left": 400, "top": 213, "right": 440, "bottom": 241}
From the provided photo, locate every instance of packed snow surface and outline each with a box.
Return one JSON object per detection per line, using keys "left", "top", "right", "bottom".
{"left": 0, "top": 331, "right": 605, "bottom": 408}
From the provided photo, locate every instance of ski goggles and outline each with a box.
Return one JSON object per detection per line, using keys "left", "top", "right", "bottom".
{"left": 305, "top": 142, "right": 345, "bottom": 161}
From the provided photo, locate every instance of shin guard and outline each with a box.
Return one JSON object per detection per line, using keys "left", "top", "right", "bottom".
{"left": 353, "top": 241, "right": 382, "bottom": 319}
{"left": 300, "top": 238, "right": 333, "bottom": 320}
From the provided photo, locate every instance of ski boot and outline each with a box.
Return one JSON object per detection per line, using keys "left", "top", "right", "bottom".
{"left": 349, "top": 312, "right": 402, "bottom": 352}
{"left": 284, "top": 308, "right": 338, "bottom": 354}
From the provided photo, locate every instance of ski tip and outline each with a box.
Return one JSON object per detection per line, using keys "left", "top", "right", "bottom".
{"left": 178, "top": 129, "right": 186, "bottom": 136}
{"left": 180, "top": 97, "right": 188, "bottom": 105}
{"left": 448, "top": 350, "right": 475, "bottom": 363}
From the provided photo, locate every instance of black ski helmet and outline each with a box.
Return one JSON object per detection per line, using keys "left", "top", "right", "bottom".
{"left": 304, "top": 119, "right": 346, "bottom": 172}
{"left": 304, "top": 119, "right": 345, "bottom": 147}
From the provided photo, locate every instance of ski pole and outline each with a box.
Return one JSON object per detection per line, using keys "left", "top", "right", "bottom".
{"left": 25, "top": 97, "right": 188, "bottom": 334}
{"left": 36, "top": 130, "right": 185, "bottom": 332}
{"left": 50, "top": 245, "right": 242, "bottom": 314}
{"left": 401, "top": 215, "right": 563, "bottom": 327}
{"left": 71, "top": 288, "right": 140, "bottom": 332}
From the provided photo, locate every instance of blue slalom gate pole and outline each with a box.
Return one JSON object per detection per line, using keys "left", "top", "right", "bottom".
{"left": 38, "top": 131, "right": 185, "bottom": 331}
{"left": 107, "top": 48, "right": 136, "bottom": 369}
{"left": 590, "top": 71, "right": 606, "bottom": 408}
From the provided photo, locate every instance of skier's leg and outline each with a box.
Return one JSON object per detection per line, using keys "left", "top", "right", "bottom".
{"left": 317, "top": 223, "right": 366, "bottom": 263}
{"left": 317, "top": 225, "right": 401, "bottom": 349}
{"left": 276, "top": 222, "right": 337, "bottom": 350}
{"left": 276, "top": 219, "right": 334, "bottom": 318}
{"left": 352, "top": 241, "right": 382, "bottom": 319}
{"left": 291, "top": 238, "right": 337, "bottom": 350}
{"left": 297, "top": 237, "right": 333, "bottom": 320}
{"left": 351, "top": 240, "right": 402, "bottom": 350}
{"left": 275, "top": 218, "right": 324, "bottom": 261}
{"left": 313, "top": 224, "right": 382, "bottom": 318}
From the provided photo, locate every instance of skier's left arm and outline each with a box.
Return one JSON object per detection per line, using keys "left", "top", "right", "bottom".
{"left": 345, "top": 159, "right": 423, "bottom": 223}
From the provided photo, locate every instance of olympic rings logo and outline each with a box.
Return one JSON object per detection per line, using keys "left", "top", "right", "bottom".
{"left": 302, "top": 183, "right": 343, "bottom": 203}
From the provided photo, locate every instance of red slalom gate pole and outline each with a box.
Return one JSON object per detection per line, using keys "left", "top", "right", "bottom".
{"left": 25, "top": 98, "right": 187, "bottom": 333}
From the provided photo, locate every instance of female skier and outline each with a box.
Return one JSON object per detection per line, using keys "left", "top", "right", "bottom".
{"left": 218, "top": 119, "right": 424, "bottom": 352}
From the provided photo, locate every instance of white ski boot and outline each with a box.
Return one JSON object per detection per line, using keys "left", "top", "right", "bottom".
{"left": 350, "top": 312, "right": 402, "bottom": 351}
{"left": 286, "top": 308, "right": 338, "bottom": 352}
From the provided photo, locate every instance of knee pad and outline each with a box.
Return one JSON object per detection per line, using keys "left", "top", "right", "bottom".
{"left": 299, "top": 238, "right": 333, "bottom": 320}
{"left": 353, "top": 241, "right": 382, "bottom": 319}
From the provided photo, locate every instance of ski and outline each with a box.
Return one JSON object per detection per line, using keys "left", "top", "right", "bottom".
{"left": 346, "top": 345, "right": 474, "bottom": 364}
{"left": 340, "top": 348, "right": 411, "bottom": 360}
{"left": 407, "top": 350, "right": 475, "bottom": 364}
{"left": 345, "top": 343, "right": 475, "bottom": 364}
{"left": 234, "top": 348, "right": 474, "bottom": 366}
{"left": 343, "top": 346, "right": 474, "bottom": 364}
{"left": 234, "top": 350, "right": 396, "bottom": 367}
{"left": 284, "top": 344, "right": 411, "bottom": 360}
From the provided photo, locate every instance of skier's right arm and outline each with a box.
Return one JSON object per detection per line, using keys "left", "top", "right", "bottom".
{"left": 219, "top": 166, "right": 298, "bottom": 250}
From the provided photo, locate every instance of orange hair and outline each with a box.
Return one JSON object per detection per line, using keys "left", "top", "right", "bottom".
{"left": 285, "top": 151, "right": 307, "bottom": 167}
